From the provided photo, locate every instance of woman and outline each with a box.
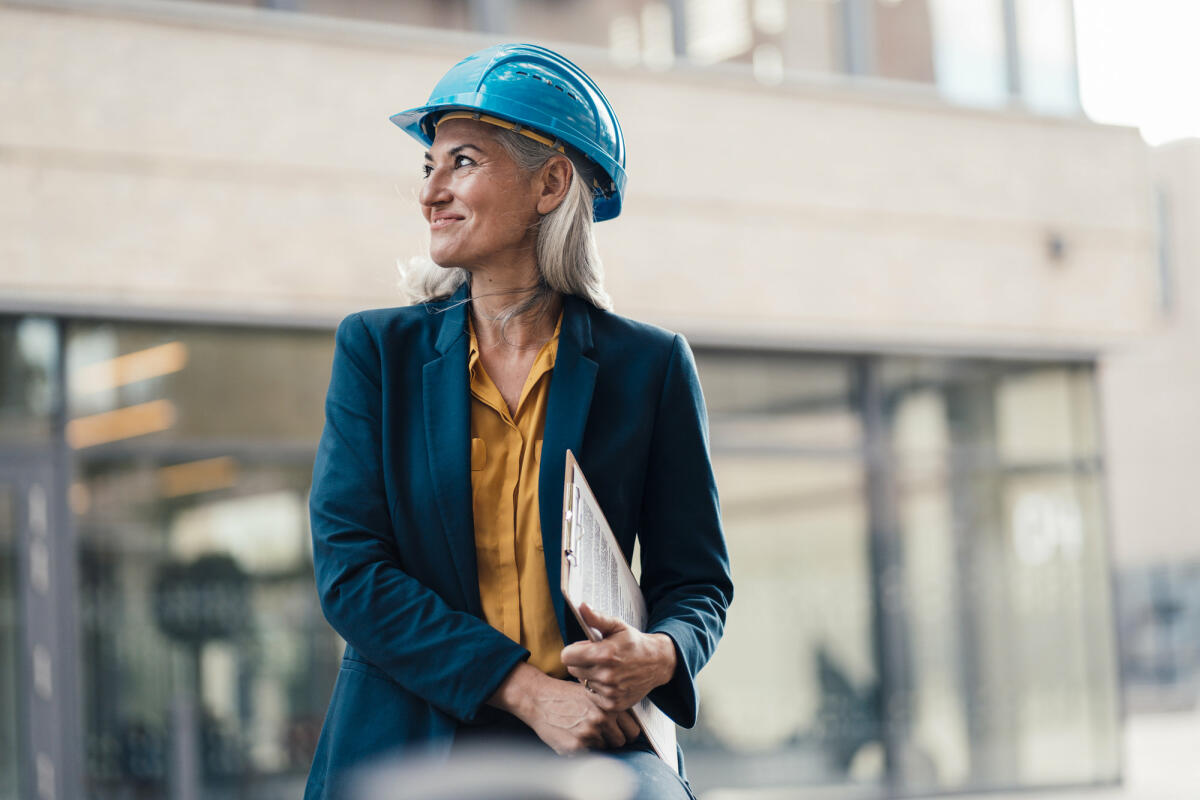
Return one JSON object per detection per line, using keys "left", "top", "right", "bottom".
{"left": 306, "top": 43, "right": 732, "bottom": 800}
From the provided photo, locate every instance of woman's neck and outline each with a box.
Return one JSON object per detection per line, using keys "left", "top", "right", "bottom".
{"left": 467, "top": 264, "right": 562, "bottom": 351}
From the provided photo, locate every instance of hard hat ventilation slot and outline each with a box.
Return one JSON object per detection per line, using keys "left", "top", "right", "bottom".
{"left": 513, "top": 70, "right": 582, "bottom": 104}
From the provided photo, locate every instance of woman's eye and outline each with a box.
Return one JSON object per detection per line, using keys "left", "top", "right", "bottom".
{"left": 422, "top": 156, "right": 473, "bottom": 177}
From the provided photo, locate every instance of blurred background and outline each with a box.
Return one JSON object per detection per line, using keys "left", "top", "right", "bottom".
{"left": 2, "top": 0, "right": 1198, "bottom": 798}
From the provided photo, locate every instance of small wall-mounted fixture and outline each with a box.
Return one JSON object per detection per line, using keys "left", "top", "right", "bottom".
{"left": 1046, "top": 231, "right": 1067, "bottom": 264}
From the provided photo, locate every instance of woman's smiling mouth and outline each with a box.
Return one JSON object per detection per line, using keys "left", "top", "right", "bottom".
{"left": 430, "top": 214, "right": 463, "bottom": 229}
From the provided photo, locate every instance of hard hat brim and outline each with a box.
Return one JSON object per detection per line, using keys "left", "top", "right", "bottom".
{"left": 388, "top": 104, "right": 452, "bottom": 149}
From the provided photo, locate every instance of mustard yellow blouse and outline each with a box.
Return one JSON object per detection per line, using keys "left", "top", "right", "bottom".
{"left": 467, "top": 313, "right": 568, "bottom": 678}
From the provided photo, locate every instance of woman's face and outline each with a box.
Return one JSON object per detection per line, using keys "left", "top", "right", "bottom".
{"left": 419, "top": 118, "right": 541, "bottom": 272}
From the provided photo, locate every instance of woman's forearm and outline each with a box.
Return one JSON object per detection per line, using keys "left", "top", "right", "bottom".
{"left": 486, "top": 661, "right": 541, "bottom": 717}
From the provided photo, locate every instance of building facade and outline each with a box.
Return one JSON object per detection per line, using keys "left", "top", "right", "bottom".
{"left": 1, "top": 1, "right": 1174, "bottom": 798}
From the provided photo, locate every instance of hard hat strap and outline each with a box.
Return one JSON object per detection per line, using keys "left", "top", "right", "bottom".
{"left": 435, "top": 110, "right": 566, "bottom": 154}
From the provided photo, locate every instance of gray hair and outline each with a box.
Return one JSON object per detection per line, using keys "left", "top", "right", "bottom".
{"left": 397, "top": 127, "right": 613, "bottom": 321}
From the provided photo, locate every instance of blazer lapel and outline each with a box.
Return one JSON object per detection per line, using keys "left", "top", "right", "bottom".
{"left": 422, "top": 286, "right": 480, "bottom": 613}
{"left": 539, "top": 295, "right": 598, "bottom": 639}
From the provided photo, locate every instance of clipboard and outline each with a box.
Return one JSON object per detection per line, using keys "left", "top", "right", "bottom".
{"left": 560, "top": 450, "right": 679, "bottom": 769}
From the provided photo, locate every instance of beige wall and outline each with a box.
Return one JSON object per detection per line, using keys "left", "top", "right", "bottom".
{"left": 1100, "top": 140, "right": 1200, "bottom": 566}
{"left": 1, "top": 0, "right": 1159, "bottom": 355}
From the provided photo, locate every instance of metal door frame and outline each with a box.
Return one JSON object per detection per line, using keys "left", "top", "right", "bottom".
{"left": 0, "top": 448, "right": 82, "bottom": 800}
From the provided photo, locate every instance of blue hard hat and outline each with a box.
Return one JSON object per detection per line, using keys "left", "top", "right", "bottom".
{"left": 389, "top": 43, "right": 627, "bottom": 222}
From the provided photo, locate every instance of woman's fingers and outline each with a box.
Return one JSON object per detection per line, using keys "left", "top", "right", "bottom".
{"left": 512, "top": 669, "right": 634, "bottom": 754}
{"left": 569, "top": 669, "right": 625, "bottom": 711}
{"left": 598, "top": 712, "right": 627, "bottom": 748}
{"left": 534, "top": 683, "right": 639, "bottom": 751}
{"left": 568, "top": 664, "right": 626, "bottom": 711}
{"left": 560, "top": 641, "right": 601, "bottom": 669}
{"left": 586, "top": 687, "right": 620, "bottom": 712}
{"left": 560, "top": 629, "right": 675, "bottom": 713}
{"left": 615, "top": 710, "right": 641, "bottom": 742}
{"left": 578, "top": 602, "right": 626, "bottom": 638}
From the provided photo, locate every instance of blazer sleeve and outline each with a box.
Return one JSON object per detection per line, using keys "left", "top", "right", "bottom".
{"left": 640, "top": 333, "right": 734, "bottom": 728}
{"left": 309, "top": 313, "right": 529, "bottom": 722}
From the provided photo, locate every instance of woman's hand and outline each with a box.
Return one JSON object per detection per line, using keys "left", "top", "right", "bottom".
{"left": 560, "top": 603, "right": 678, "bottom": 713}
{"left": 487, "top": 662, "right": 641, "bottom": 754}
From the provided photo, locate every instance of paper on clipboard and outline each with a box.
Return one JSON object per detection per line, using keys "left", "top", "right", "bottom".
{"left": 560, "top": 450, "right": 679, "bottom": 769}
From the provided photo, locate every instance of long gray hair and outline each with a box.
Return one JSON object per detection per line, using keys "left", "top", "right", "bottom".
{"left": 398, "top": 127, "right": 613, "bottom": 320}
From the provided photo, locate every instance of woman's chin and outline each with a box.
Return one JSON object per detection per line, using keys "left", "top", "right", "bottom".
{"left": 429, "top": 250, "right": 487, "bottom": 273}
{"left": 427, "top": 248, "right": 464, "bottom": 269}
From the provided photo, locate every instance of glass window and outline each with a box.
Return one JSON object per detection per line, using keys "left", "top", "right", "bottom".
{"left": 685, "top": 0, "right": 753, "bottom": 64}
{"left": 0, "top": 317, "right": 58, "bottom": 444}
{"left": 167, "top": 0, "right": 853, "bottom": 81}
{"left": 884, "top": 359, "right": 1119, "bottom": 793}
{"left": 927, "top": 0, "right": 1008, "bottom": 107}
{"left": 753, "top": 0, "right": 845, "bottom": 77}
{"left": 66, "top": 322, "right": 332, "bottom": 450}
{"left": 0, "top": 312, "right": 1121, "bottom": 797}
{"left": 1117, "top": 561, "right": 1200, "bottom": 711}
{"left": 684, "top": 352, "right": 882, "bottom": 794}
{"left": 687, "top": 352, "right": 1119, "bottom": 797}
{"left": 66, "top": 321, "right": 339, "bottom": 798}
{"left": 873, "top": 0, "right": 937, "bottom": 84}
{"left": 795, "top": 0, "right": 845, "bottom": 75}
{"left": 1015, "top": 0, "right": 1078, "bottom": 114}
{"left": 157, "top": 0, "right": 1082, "bottom": 114}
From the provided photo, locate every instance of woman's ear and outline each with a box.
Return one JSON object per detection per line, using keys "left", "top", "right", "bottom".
{"left": 535, "top": 155, "right": 573, "bottom": 216}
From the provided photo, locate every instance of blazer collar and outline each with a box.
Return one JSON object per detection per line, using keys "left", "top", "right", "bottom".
{"left": 559, "top": 292, "right": 594, "bottom": 356}
{"left": 433, "top": 282, "right": 471, "bottom": 354}
{"left": 424, "top": 284, "right": 476, "bottom": 611}
{"left": 539, "top": 294, "right": 598, "bottom": 640}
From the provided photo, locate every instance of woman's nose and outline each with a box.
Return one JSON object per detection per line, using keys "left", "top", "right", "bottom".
{"left": 419, "top": 167, "right": 451, "bottom": 208}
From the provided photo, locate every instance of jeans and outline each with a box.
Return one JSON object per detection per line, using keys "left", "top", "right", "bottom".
{"left": 597, "top": 745, "right": 697, "bottom": 800}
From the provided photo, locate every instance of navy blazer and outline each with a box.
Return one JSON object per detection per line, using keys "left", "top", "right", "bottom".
{"left": 304, "top": 287, "right": 733, "bottom": 798}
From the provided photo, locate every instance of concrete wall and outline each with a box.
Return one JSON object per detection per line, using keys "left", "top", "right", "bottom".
{"left": 1, "top": 0, "right": 1160, "bottom": 355}
{"left": 1100, "top": 140, "right": 1200, "bottom": 566}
